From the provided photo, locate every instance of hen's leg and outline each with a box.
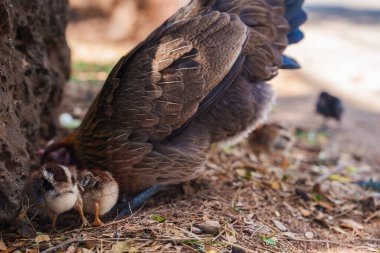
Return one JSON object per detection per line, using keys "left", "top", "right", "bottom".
{"left": 116, "top": 185, "right": 164, "bottom": 219}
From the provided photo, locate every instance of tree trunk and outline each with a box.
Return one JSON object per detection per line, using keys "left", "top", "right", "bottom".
{"left": 0, "top": 0, "right": 70, "bottom": 222}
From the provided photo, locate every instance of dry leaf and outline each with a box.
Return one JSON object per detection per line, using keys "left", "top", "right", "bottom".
{"left": 299, "top": 207, "right": 311, "bottom": 217}
{"left": 223, "top": 233, "right": 237, "bottom": 244}
{"left": 35, "top": 234, "right": 51, "bottom": 243}
{"left": 270, "top": 181, "right": 281, "bottom": 190}
{"left": 66, "top": 245, "right": 76, "bottom": 253}
{"left": 282, "top": 232, "right": 298, "bottom": 239}
{"left": 329, "top": 174, "right": 351, "bottom": 183}
{"left": 313, "top": 211, "right": 330, "bottom": 228}
{"left": 273, "top": 220, "right": 287, "bottom": 231}
{"left": 283, "top": 202, "right": 297, "bottom": 217}
{"left": 316, "top": 200, "right": 334, "bottom": 212}
{"left": 107, "top": 241, "right": 131, "bottom": 253}
{"left": 163, "top": 243, "right": 172, "bottom": 249}
{"left": 365, "top": 210, "right": 380, "bottom": 223}
{"left": 332, "top": 226, "right": 348, "bottom": 235}
{"left": 363, "top": 247, "right": 379, "bottom": 252}
{"left": 280, "top": 181, "right": 289, "bottom": 191}
{"left": 26, "top": 249, "right": 39, "bottom": 253}
{"left": 364, "top": 243, "right": 379, "bottom": 252}
{"left": 340, "top": 219, "right": 364, "bottom": 230}
{"left": 174, "top": 246, "right": 183, "bottom": 251}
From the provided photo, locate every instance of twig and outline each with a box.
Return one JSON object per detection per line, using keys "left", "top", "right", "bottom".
{"left": 41, "top": 239, "right": 87, "bottom": 253}
{"left": 179, "top": 228, "right": 202, "bottom": 240}
{"left": 315, "top": 163, "right": 346, "bottom": 184}
{"left": 221, "top": 240, "right": 277, "bottom": 253}
{"left": 364, "top": 210, "right": 380, "bottom": 223}
{"left": 223, "top": 241, "right": 255, "bottom": 253}
{"left": 363, "top": 237, "right": 380, "bottom": 242}
{"left": 287, "top": 238, "right": 358, "bottom": 248}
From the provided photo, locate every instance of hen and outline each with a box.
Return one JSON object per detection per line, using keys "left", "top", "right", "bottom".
{"left": 316, "top": 91, "right": 344, "bottom": 127}
{"left": 42, "top": 0, "right": 307, "bottom": 215}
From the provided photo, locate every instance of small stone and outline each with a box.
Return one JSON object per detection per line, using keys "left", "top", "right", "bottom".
{"left": 232, "top": 246, "right": 246, "bottom": 253}
{"left": 305, "top": 231, "right": 314, "bottom": 239}
{"left": 191, "top": 226, "right": 202, "bottom": 234}
{"left": 273, "top": 220, "right": 287, "bottom": 231}
{"left": 194, "top": 220, "right": 221, "bottom": 234}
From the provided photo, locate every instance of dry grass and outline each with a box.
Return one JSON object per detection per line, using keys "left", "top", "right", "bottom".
{"left": 2, "top": 125, "right": 380, "bottom": 253}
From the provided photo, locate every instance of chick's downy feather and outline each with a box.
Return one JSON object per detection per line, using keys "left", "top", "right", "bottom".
{"left": 79, "top": 169, "right": 119, "bottom": 216}
{"left": 28, "top": 165, "right": 81, "bottom": 216}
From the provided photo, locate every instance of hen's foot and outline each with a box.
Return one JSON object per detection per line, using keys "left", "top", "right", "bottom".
{"left": 116, "top": 185, "right": 165, "bottom": 219}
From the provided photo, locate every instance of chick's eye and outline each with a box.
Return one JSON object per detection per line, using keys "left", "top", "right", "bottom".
{"left": 43, "top": 178, "right": 54, "bottom": 192}
{"left": 80, "top": 174, "right": 94, "bottom": 189}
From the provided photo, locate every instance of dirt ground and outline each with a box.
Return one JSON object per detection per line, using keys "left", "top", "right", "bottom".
{"left": 2, "top": 1, "right": 380, "bottom": 253}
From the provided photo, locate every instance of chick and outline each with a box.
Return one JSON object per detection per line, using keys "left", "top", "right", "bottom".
{"left": 316, "top": 91, "right": 344, "bottom": 128}
{"left": 28, "top": 164, "right": 89, "bottom": 231}
{"left": 78, "top": 169, "right": 119, "bottom": 226}
{"left": 247, "top": 123, "right": 294, "bottom": 169}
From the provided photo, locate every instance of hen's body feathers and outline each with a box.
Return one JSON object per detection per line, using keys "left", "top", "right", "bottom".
{"left": 43, "top": 0, "right": 306, "bottom": 196}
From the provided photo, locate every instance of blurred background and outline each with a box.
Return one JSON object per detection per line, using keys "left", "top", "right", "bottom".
{"left": 64, "top": 0, "right": 380, "bottom": 161}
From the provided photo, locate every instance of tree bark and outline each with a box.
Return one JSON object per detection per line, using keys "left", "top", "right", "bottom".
{"left": 0, "top": 0, "right": 70, "bottom": 222}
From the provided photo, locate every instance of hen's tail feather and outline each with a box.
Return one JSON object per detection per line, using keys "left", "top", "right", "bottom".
{"left": 281, "top": 55, "right": 300, "bottom": 69}
{"left": 285, "top": 0, "right": 305, "bottom": 19}
{"left": 281, "top": 0, "right": 307, "bottom": 68}
{"left": 287, "top": 27, "right": 304, "bottom": 44}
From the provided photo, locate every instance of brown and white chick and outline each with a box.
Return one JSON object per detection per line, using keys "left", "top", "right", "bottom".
{"left": 247, "top": 123, "right": 295, "bottom": 169}
{"left": 28, "top": 164, "right": 89, "bottom": 231}
{"left": 78, "top": 169, "right": 119, "bottom": 226}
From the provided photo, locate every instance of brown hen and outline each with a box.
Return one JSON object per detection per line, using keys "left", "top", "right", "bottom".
{"left": 42, "top": 0, "right": 306, "bottom": 215}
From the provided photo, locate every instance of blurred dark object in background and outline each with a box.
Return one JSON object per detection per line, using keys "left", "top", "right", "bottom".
{"left": 316, "top": 91, "right": 344, "bottom": 127}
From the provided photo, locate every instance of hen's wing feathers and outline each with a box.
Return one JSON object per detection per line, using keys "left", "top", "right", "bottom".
{"left": 81, "top": 11, "right": 247, "bottom": 144}
{"left": 71, "top": 0, "right": 308, "bottom": 194}
{"left": 167, "top": 54, "right": 246, "bottom": 140}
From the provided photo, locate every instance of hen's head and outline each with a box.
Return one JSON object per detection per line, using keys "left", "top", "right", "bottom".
{"left": 40, "top": 132, "right": 80, "bottom": 166}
